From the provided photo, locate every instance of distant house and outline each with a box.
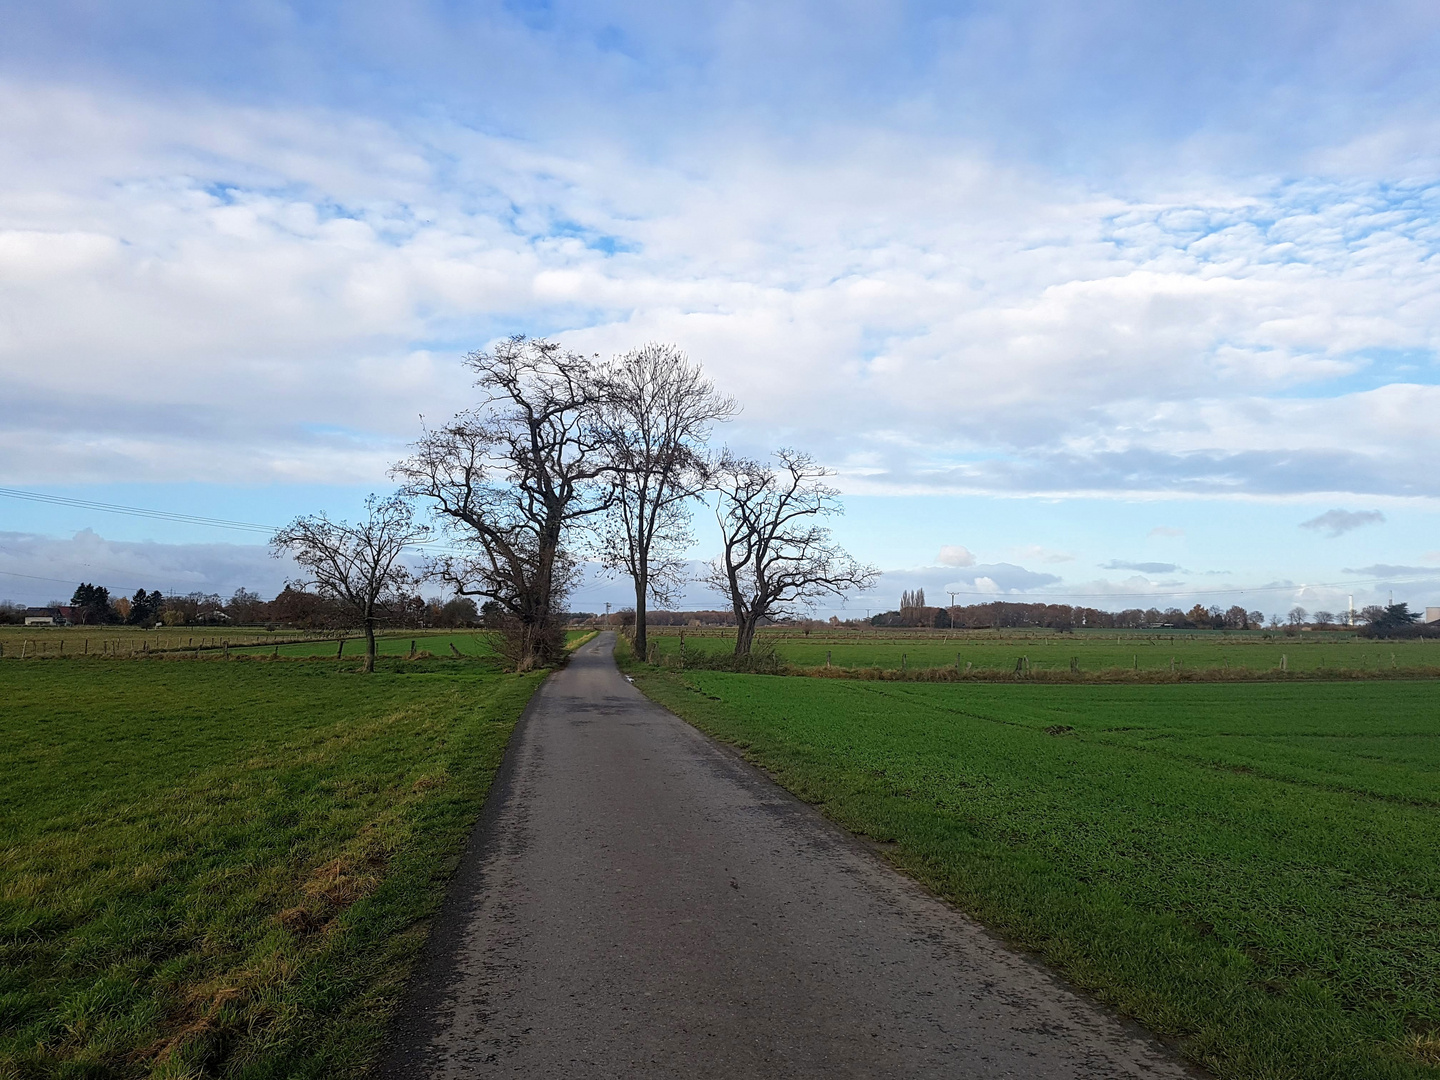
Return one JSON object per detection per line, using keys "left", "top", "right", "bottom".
{"left": 1426, "top": 607, "right": 1440, "bottom": 625}
{"left": 24, "top": 606, "right": 68, "bottom": 626}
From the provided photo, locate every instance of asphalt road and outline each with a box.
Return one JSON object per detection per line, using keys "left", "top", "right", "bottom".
{"left": 383, "top": 632, "right": 1201, "bottom": 1078}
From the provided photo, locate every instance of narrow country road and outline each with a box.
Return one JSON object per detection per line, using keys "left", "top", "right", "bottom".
{"left": 383, "top": 632, "right": 1201, "bottom": 1078}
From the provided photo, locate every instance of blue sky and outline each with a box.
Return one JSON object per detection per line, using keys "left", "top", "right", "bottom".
{"left": 3, "top": 1, "right": 1440, "bottom": 616}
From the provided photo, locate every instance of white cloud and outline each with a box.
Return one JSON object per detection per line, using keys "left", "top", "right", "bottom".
{"left": 1149, "top": 526, "right": 1185, "bottom": 538}
{"left": 0, "top": 73, "right": 1438, "bottom": 503}
{"left": 937, "top": 544, "right": 976, "bottom": 567}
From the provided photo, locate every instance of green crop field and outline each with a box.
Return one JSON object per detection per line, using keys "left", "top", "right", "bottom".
{"left": 645, "top": 625, "right": 1440, "bottom": 676}
{"left": 0, "top": 654, "right": 544, "bottom": 1079}
{"left": 625, "top": 652, "right": 1440, "bottom": 1080}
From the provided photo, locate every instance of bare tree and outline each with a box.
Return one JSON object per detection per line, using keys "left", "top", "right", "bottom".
{"left": 704, "top": 450, "right": 878, "bottom": 656}
{"left": 393, "top": 336, "right": 610, "bottom": 670}
{"left": 595, "top": 343, "right": 736, "bottom": 658}
{"left": 271, "top": 493, "right": 429, "bottom": 672}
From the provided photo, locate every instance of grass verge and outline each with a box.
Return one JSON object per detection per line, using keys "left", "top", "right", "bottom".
{"left": 1, "top": 656, "right": 544, "bottom": 1078}
{"left": 621, "top": 644, "right": 1440, "bottom": 1080}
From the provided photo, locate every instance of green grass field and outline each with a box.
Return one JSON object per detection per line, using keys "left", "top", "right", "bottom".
{"left": 0, "top": 627, "right": 592, "bottom": 661}
{"left": 625, "top": 653, "right": 1440, "bottom": 1080}
{"left": 646, "top": 625, "right": 1440, "bottom": 675}
{"left": 0, "top": 655, "right": 544, "bottom": 1079}
{"left": 0, "top": 627, "right": 275, "bottom": 661}
{"left": 226, "top": 632, "right": 499, "bottom": 659}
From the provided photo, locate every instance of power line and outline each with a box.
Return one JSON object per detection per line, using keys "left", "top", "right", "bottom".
{"left": 0, "top": 569, "right": 98, "bottom": 586}
{"left": 0, "top": 567, "right": 188, "bottom": 596}
{"left": 0, "top": 487, "right": 277, "bottom": 535}
{"left": 0, "top": 485, "right": 459, "bottom": 550}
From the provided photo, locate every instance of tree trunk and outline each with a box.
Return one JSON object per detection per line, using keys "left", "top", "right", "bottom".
{"left": 363, "top": 618, "right": 376, "bottom": 673}
{"left": 633, "top": 576, "right": 649, "bottom": 659}
{"left": 734, "top": 617, "right": 758, "bottom": 657}
{"left": 524, "top": 520, "right": 563, "bottom": 670}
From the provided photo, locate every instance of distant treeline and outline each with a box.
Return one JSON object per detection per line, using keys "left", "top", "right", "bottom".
{"left": 0, "top": 586, "right": 746, "bottom": 631}
{"left": 873, "top": 599, "right": 1266, "bottom": 631}
{"left": 870, "top": 591, "right": 1435, "bottom": 637}
{"left": 0, "top": 586, "right": 484, "bottom": 630}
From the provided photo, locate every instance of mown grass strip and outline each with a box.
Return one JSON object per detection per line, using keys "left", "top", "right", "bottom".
{"left": 623, "top": 647, "right": 1440, "bottom": 1080}
{"left": 1, "top": 657, "right": 543, "bottom": 1078}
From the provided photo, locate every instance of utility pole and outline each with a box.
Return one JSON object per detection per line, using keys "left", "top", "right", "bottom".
{"left": 947, "top": 590, "right": 959, "bottom": 609}
{"left": 603, "top": 601, "right": 611, "bottom": 627}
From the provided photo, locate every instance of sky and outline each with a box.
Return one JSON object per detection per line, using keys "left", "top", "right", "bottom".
{"left": 3, "top": 0, "right": 1440, "bottom": 619}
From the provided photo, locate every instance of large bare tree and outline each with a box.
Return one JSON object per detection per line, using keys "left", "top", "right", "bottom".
{"left": 271, "top": 492, "right": 429, "bottom": 673}
{"left": 704, "top": 450, "right": 878, "bottom": 656}
{"left": 393, "top": 336, "right": 609, "bottom": 670}
{"left": 595, "top": 343, "right": 735, "bottom": 658}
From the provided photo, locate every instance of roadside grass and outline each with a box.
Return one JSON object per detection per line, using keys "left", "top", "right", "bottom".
{"left": 564, "top": 630, "right": 598, "bottom": 651}
{"left": 623, "top": 649, "right": 1440, "bottom": 1080}
{"left": 644, "top": 626, "right": 1440, "bottom": 676}
{"left": 0, "top": 656, "right": 544, "bottom": 1078}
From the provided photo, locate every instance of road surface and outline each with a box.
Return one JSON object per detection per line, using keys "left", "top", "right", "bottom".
{"left": 383, "top": 632, "right": 1200, "bottom": 1078}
